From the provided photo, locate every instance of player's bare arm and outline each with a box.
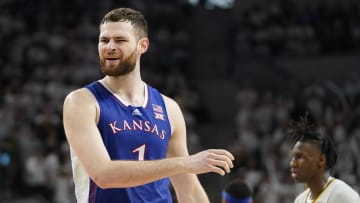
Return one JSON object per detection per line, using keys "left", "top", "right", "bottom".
{"left": 63, "top": 88, "right": 234, "bottom": 189}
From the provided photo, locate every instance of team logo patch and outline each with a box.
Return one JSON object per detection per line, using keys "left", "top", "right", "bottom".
{"left": 153, "top": 104, "right": 165, "bottom": 121}
{"left": 132, "top": 108, "right": 142, "bottom": 116}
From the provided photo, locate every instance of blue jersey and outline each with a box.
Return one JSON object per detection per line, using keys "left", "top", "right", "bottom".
{"left": 71, "top": 81, "right": 172, "bottom": 203}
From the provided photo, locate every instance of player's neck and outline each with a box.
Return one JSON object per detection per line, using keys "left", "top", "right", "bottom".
{"left": 307, "top": 174, "right": 331, "bottom": 200}
{"left": 101, "top": 75, "right": 145, "bottom": 106}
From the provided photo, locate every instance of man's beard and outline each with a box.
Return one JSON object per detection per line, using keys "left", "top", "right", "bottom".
{"left": 100, "top": 49, "right": 137, "bottom": 76}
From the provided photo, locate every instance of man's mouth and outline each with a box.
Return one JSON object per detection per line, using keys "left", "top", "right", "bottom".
{"left": 105, "top": 58, "right": 121, "bottom": 64}
{"left": 291, "top": 169, "right": 299, "bottom": 175}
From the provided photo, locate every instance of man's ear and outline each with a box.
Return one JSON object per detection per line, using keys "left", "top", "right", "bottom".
{"left": 138, "top": 38, "right": 149, "bottom": 54}
{"left": 319, "top": 154, "right": 326, "bottom": 169}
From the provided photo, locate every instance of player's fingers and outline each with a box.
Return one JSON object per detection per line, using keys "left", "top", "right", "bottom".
{"left": 208, "top": 164, "right": 226, "bottom": 176}
{"left": 214, "top": 154, "right": 234, "bottom": 169}
{"left": 221, "top": 154, "right": 234, "bottom": 169}
{"left": 207, "top": 151, "right": 234, "bottom": 169}
{"left": 208, "top": 149, "right": 235, "bottom": 160}
{"left": 208, "top": 158, "right": 231, "bottom": 173}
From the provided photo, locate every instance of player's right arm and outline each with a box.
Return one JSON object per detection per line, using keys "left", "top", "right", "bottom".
{"left": 63, "top": 88, "right": 234, "bottom": 189}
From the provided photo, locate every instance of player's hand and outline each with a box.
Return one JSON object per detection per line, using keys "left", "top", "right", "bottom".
{"left": 185, "top": 149, "right": 235, "bottom": 176}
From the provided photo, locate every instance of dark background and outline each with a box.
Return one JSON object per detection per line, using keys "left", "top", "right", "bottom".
{"left": 0, "top": 0, "right": 359, "bottom": 202}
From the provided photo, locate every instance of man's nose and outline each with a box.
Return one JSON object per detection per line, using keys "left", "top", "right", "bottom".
{"left": 290, "top": 158, "right": 296, "bottom": 168}
{"left": 106, "top": 40, "right": 117, "bottom": 51}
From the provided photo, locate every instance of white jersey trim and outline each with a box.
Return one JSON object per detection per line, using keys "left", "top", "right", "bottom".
{"left": 99, "top": 80, "right": 148, "bottom": 108}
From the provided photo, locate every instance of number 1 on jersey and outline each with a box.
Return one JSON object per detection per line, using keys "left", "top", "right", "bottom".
{"left": 132, "top": 144, "right": 146, "bottom": 160}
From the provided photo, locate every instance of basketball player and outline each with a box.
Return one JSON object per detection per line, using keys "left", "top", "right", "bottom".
{"left": 222, "top": 179, "right": 253, "bottom": 203}
{"left": 62, "top": 8, "right": 234, "bottom": 203}
{"left": 288, "top": 115, "right": 360, "bottom": 203}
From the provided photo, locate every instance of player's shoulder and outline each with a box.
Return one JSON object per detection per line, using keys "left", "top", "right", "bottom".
{"left": 331, "top": 178, "right": 360, "bottom": 200}
{"left": 332, "top": 178, "right": 353, "bottom": 189}
{"left": 64, "top": 87, "right": 96, "bottom": 107}
{"left": 65, "top": 87, "right": 92, "bottom": 100}
{"left": 160, "top": 93, "right": 176, "bottom": 105}
{"left": 160, "top": 93, "right": 182, "bottom": 113}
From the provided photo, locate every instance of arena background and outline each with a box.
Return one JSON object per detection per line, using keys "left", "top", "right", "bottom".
{"left": 0, "top": 0, "right": 360, "bottom": 202}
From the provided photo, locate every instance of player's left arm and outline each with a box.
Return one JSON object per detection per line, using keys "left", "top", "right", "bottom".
{"left": 163, "top": 95, "right": 210, "bottom": 203}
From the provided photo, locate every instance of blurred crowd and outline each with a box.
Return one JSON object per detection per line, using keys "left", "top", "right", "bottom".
{"left": 0, "top": 0, "right": 359, "bottom": 202}
{"left": 229, "top": 0, "right": 360, "bottom": 57}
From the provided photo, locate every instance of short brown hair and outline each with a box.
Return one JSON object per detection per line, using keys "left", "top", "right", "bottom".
{"left": 100, "top": 8, "right": 148, "bottom": 40}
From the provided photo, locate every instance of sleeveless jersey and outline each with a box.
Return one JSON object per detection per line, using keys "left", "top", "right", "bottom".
{"left": 294, "top": 177, "right": 360, "bottom": 203}
{"left": 71, "top": 80, "right": 172, "bottom": 203}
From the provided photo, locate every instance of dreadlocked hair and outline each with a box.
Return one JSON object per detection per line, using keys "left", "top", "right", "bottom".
{"left": 287, "top": 113, "right": 337, "bottom": 172}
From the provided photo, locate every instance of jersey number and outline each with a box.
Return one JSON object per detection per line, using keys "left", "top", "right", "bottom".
{"left": 132, "top": 144, "right": 146, "bottom": 160}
